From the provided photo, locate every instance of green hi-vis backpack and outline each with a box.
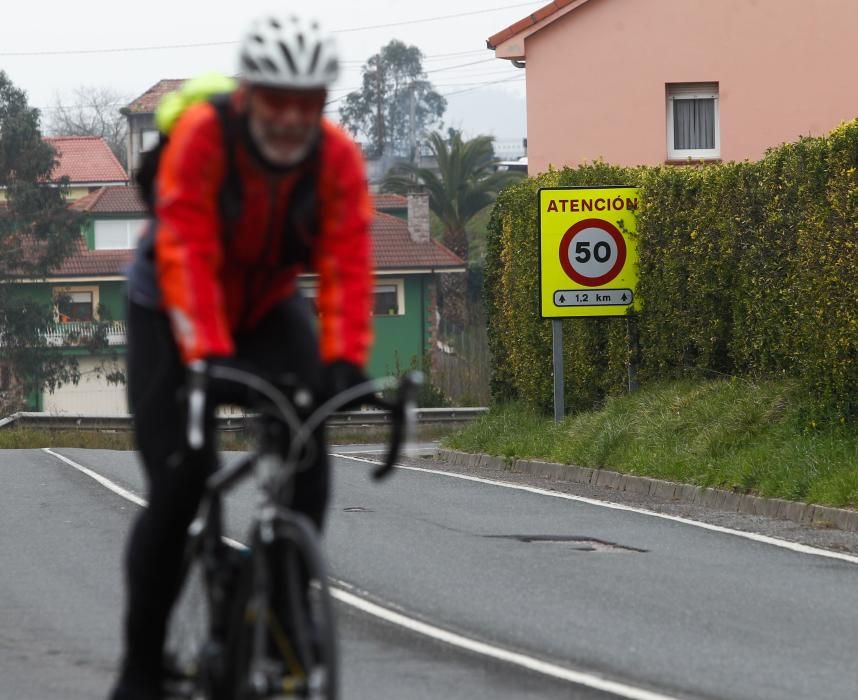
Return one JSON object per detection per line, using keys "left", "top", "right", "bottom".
{"left": 135, "top": 73, "right": 240, "bottom": 217}
{"left": 134, "top": 72, "right": 323, "bottom": 267}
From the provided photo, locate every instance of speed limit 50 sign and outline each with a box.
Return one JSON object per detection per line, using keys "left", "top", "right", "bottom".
{"left": 538, "top": 186, "right": 640, "bottom": 318}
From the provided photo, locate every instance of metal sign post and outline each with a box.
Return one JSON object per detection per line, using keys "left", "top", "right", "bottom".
{"left": 552, "top": 319, "right": 564, "bottom": 422}
{"left": 538, "top": 186, "right": 641, "bottom": 419}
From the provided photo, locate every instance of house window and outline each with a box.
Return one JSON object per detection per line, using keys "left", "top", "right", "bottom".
{"left": 94, "top": 219, "right": 149, "bottom": 249}
{"left": 141, "top": 129, "right": 160, "bottom": 152}
{"left": 298, "top": 279, "right": 405, "bottom": 316}
{"left": 667, "top": 83, "right": 720, "bottom": 160}
{"left": 54, "top": 286, "right": 99, "bottom": 323}
{"left": 55, "top": 290, "right": 94, "bottom": 322}
{"left": 373, "top": 285, "right": 401, "bottom": 316}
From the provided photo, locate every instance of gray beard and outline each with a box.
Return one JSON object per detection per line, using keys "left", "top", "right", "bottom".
{"left": 247, "top": 119, "right": 317, "bottom": 167}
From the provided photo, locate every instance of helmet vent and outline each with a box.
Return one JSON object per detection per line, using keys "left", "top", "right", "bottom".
{"left": 241, "top": 53, "right": 260, "bottom": 73}
{"left": 239, "top": 14, "right": 339, "bottom": 88}
{"left": 278, "top": 42, "right": 298, "bottom": 75}
{"left": 308, "top": 43, "right": 321, "bottom": 75}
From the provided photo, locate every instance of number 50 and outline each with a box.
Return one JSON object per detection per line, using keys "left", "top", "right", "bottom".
{"left": 575, "top": 241, "right": 612, "bottom": 264}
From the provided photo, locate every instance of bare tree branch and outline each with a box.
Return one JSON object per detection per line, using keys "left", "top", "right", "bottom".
{"left": 45, "top": 85, "right": 129, "bottom": 169}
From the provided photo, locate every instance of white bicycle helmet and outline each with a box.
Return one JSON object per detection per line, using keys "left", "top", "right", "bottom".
{"left": 238, "top": 14, "right": 339, "bottom": 89}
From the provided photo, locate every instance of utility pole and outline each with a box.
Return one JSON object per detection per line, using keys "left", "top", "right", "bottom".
{"left": 375, "top": 58, "right": 385, "bottom": 157}
{"left": 409, "top": 86, "right": 417, "bottom": 163}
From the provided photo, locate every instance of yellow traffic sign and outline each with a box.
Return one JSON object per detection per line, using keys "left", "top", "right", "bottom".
{"left": 538, "top": 186, "right": 640, "bottom": 318}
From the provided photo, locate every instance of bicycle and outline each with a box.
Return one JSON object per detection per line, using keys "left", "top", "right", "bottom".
{"left": 164, "top": 362, "right": 421, "bottom": 700}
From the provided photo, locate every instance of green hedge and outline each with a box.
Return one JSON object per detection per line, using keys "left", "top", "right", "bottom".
{"left": 485, "top": 120, "right": 858, "bottom": 421}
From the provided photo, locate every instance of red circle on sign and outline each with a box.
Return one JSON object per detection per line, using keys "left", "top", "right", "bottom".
{"left": 559, "top": 218, "right": 627, "bottom": 286}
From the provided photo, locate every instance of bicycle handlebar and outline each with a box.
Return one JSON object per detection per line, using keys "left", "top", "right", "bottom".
{"left": 357, "top": 374, "right": 421, "bottom": 480}
{"left": 185, "top": 360, "right": 422, "bottom": 482}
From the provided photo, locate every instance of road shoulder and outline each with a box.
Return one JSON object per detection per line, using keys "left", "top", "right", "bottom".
{"left": 376, "top": 448, "right": 858, "bottom": 557}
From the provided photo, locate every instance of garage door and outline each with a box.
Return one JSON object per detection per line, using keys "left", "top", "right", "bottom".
{"left": 42, "top": 356, "right": 128, "bottom": 416}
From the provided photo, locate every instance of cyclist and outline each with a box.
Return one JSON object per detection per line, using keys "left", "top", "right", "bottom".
{"left": 110, "top": 14, "right": 373, "bottom": 700}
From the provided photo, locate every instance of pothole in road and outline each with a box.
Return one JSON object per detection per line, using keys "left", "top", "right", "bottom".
{"left": 485, "top": 535, "right": 647, "bottom": 552}
{"left": 343, "top": 506, "right": 374, "bottom": 513}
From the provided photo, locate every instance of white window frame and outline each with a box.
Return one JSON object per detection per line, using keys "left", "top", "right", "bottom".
{"left": 298, "top": 278, "right": 406, "bottom": 317}
{"left": 372, "top": 281, "right": 406, "bottom": 317}
{"left": 666, "top": 83, "right": 720, "bottom": 161}
{"left": 53, "top": 285, "right": 100, "bottom": 322}
{"left": 94, "top": 218, "right": 149, "bottom": 250}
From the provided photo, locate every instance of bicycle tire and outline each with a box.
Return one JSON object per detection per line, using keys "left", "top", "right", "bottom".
{"left": 165, "top": 539, "right": 211, "bottom": 699}
{"left": 166, "top": 537, "right": 241, "bottom": 700}
{"left": 226, "top": 513, "right": 339, "bottom": 699}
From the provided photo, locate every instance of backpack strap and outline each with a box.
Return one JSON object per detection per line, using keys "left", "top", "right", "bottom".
{"left": 135, "top": 91, "right": 242, "bottom": 228}
{"left": 135, "top": 139, "right": 164, "bottom": 213}
{"left": 208, "top": 93, "right": 243, "bottom": 242}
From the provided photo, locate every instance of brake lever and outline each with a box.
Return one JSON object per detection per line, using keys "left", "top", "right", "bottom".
{"left": 187, "top": 360, "right": 208, "bottom": 451}
{"left": 371, "top": 371, "right": 422, "bottom": 481}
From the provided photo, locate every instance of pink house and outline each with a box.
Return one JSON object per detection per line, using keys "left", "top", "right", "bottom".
{"left": 488, "top": 0, "right": 858, "bottom": 174}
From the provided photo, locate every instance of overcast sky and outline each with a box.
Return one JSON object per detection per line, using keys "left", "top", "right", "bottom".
{"left": 1, "top": 0, "right": 540, "bottom": 149}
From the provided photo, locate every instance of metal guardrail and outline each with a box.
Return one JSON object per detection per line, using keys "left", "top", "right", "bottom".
{"left": 0, "top": 407, "right": 488, "bottom": 432}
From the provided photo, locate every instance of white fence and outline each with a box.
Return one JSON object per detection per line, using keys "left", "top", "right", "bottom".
{"left": 42, "top": 321, "right": 127, "bottom": 347}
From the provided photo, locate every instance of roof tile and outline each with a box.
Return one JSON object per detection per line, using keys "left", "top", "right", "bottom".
{"left": 371, "top": 213, "right": 463, "bottom": 269}
{"left": 49, "top": 211, "right": 463, "bottom": 278}
{"left": 373, "top": 193, "right": 408, "bottom": 210}
{"left": 71, "top": 186, "right": 148, "bottom": 214}
{"left": 123, "top": 79, "right": 186, "bottom": 114}
{"left": 487, "top": 0, "right": 579, "bottom": 49}
{"left": 48, "top": 237, "right": 134, "bottom": 277}
{"left": 45, "top": 137, "right": 128, "bottom": 184}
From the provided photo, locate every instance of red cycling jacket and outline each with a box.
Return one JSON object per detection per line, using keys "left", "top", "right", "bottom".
{"left": 153, "top": 91, "right": 373, "bottom": 367}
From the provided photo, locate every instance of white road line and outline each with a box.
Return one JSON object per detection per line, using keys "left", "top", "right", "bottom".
{"left": 332, "top": 448, "right": 387, "bottom": 454}
{"left": 44, "top": 448, "right": 146, "bottom": 507}
{"left": 330, "top": 586, "right": 681, "bottom": 700}
{"left": 42, "top": 447, "right": 683, "bottom": 700}
{"left": 332, "top": 453, "right": 858, "bottom": 566}
{"left": 42, "top": 448, "right": 247, "bottom": 551}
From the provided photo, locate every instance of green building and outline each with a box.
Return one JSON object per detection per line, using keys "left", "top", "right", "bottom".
{"left": 14, "top": 184, "right": 462, "bottom": 415}
{"left": 3, "top": 82, "right": 464, "bottom": 415}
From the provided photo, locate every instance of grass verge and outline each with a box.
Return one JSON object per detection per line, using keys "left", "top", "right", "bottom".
{"left": 0, "top": 423, "right": 452, "bottom": 451}
{"left": 443, "top": 379, "right": 858, "bottom": 508}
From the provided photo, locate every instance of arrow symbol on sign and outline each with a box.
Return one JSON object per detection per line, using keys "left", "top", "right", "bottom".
{"left": 622, "top": 293, "right": 628, "bottom": 302}
{"left": 559, "top": 295, "right": 566, "bottom": 304}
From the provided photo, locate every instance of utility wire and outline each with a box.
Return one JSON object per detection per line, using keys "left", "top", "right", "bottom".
{"left": 325, "top": 74, "right": 525, "bottom": 106}
{"left": 43, "top": 67, "right": 517, "bottom": 111}
{"left": 440, "top": 75, "right": 526, "bottom": 98}
{"left": 328, "top": 62, "right": 511, "bottom": 92}
{"left": 0, "top": 2, "right": 543, "bottom": 57}
{"left": 421, "top": 58, "right": 496, "bottom": 74}
{"left": 333, "top": 2, "right": 542, "bottom": 33}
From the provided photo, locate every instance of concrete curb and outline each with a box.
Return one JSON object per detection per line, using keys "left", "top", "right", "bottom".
{"left": 435, "top": 449, "right": 858, "bottom": 533}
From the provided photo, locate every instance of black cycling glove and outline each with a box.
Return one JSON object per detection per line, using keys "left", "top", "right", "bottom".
{"left": 323, "top": 360, "right": 369, "bottom": 409}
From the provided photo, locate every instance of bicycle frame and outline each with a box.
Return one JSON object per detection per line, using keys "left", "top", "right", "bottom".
{"left": 174, "top": 365, "right": 421, "bottom": 698}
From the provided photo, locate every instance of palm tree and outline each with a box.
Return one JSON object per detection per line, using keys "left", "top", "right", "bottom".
{"left": 383, "top": 130, "right": 522, "bottom": 326}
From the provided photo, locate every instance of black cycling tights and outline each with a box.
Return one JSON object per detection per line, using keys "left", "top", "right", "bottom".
{"left": 115, "top": 297, "right": 328, "bottom": 693}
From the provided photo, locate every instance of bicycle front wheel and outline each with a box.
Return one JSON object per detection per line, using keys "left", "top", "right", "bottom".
{"left": 227, "top": 513, "right": 339, "bottom": 700}
{"left": 165, "top": 539, "right": 213, "bottom": 699}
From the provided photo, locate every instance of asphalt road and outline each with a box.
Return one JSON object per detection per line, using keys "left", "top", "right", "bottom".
{"left": 2, "top": 446, "right": 858, "bottom": 699}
